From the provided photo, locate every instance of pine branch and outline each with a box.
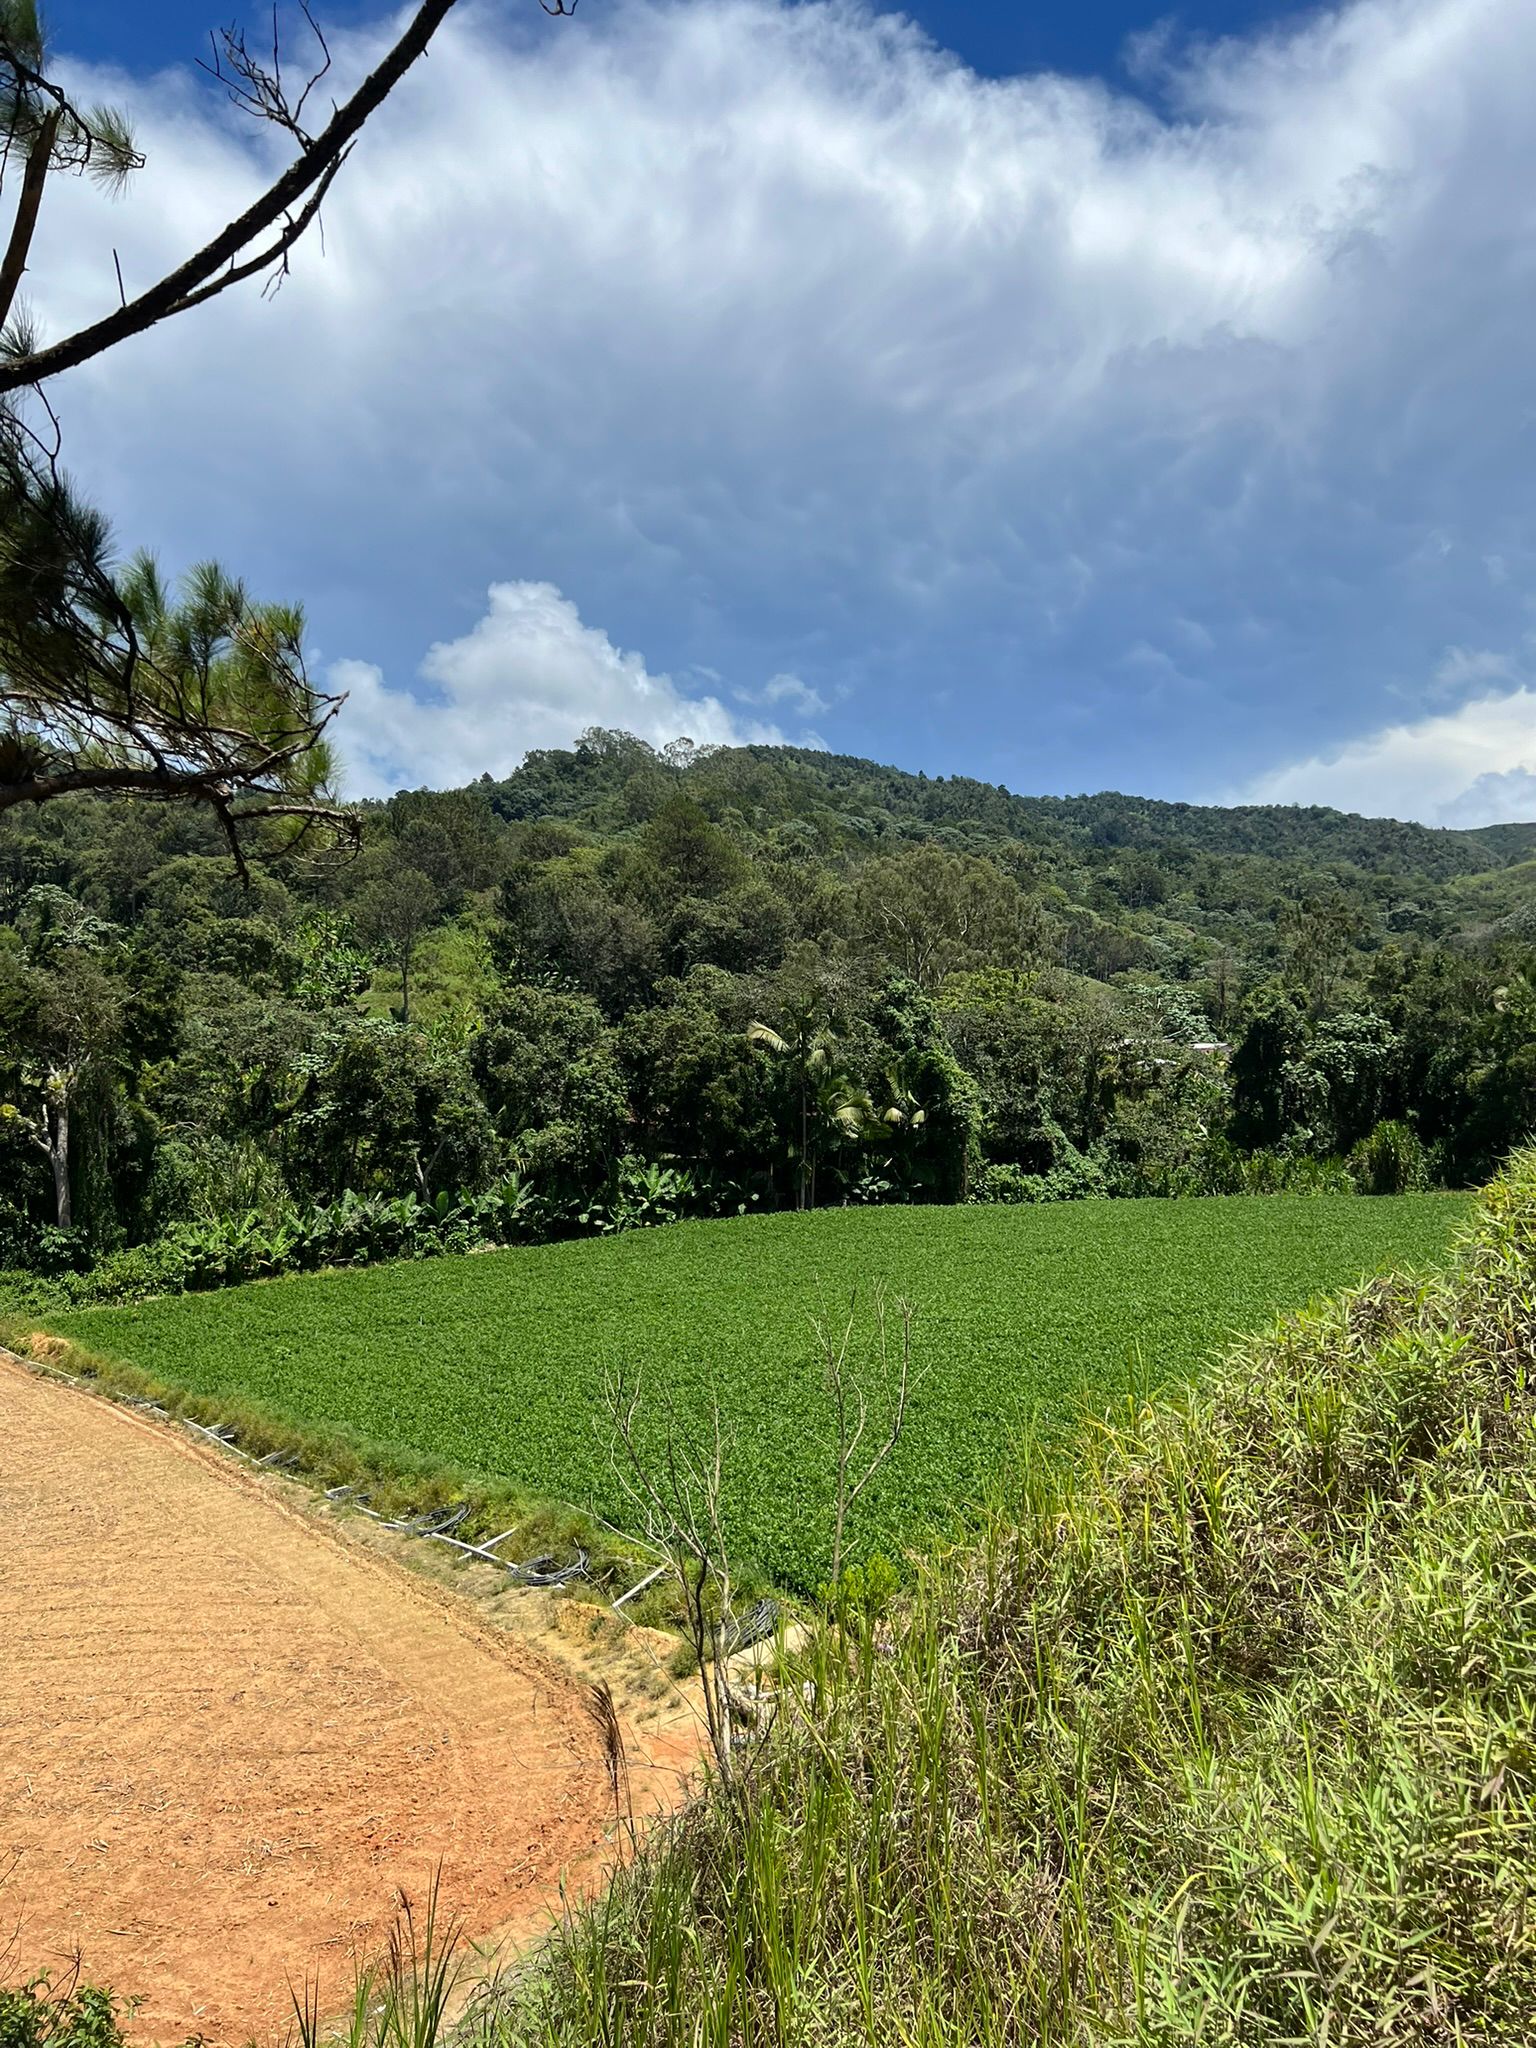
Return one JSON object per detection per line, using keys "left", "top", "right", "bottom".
{"left": 0, "top": 0, "right": 476, "bottom": 391}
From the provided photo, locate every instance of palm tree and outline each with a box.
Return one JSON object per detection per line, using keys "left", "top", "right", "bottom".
{"left": 805, "top": 1058, "right": 873, "bottom": 1208}
{"left": 879, "top": 1057, "right": 931, "bottom": 1138}
{"left": 748, "top": 1005, "right": 872, "bottom": 1208}
{"left": 874, "top": 1054, "right": 930, "bottom": 1196}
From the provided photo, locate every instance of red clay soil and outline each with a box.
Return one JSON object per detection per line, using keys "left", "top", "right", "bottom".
{"left": 0, "top": 1355, "right": 631, "bottom": 2045}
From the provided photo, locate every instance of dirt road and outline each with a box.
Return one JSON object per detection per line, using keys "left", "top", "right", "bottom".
{"left": 0, "top": 1355, "right": 625, "bottom": 2044}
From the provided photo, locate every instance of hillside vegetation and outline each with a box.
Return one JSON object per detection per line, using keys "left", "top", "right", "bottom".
{"left": 0, "top": 736, "right": 1533, "bottom": 1307}
{"left": 54, "top": 1192, "right": 1466, "bottom": 1589}
{"left": 479, "top": 1151, "right": 1536, "bottom": 2046}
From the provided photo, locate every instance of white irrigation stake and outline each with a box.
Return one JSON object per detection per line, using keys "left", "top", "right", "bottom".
{"left": 180, "top": 1416, "right": 257, "bottom": 1462}
{"left": 612, "top": 1563, "right": 668, "bottom": 1612}
{"left": 424, "top": 1530, "right": 525, "bottom": 1567}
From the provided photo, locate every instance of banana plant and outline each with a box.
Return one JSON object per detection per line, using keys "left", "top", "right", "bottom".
{"left": 874, "top": 1052, "right": 937, "bottom": 1196}
{"left": 580, "top": 1156, "right": 696, "bottom": 1235}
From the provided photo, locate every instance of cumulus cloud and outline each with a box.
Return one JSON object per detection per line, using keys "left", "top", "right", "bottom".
{"left": 1244, "top": 684, "right": 1536, "bottom": 825}
{"left": 27, "top": 0, "right": 1536, "bottom": 800}
{"left": 332, "top": 581, "right": 777, "bottom": 797}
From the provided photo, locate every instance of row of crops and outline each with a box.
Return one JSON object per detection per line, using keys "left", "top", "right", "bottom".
{"left": 50, "top": 1193, "right": 1468, "bottom": 1589}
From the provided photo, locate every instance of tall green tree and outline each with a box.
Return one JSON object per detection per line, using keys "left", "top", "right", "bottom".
{"left": 852, "top": 845, "right": 1041, "bottom": 990}
{"left": 1229, "top": 990, "right": 1310, "bottom": 1151}
{"left": 356, "top": 866, "right": 439, "bottom": 1024}
{"left": 471, "top": 983, "right": 626, "bottom": 1192}
{"left": 1, "top": 945, "right": 120, "bottom": 1226}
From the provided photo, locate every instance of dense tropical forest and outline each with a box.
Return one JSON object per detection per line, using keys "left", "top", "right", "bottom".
{"left": 1, "top": 728, "right": 1533, "bottom": 1301}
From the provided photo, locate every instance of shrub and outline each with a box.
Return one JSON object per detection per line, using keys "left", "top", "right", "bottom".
{"left": 64, "top": 1238, "right": 197, "bottom": 1305}
{"left": 15, "top": 1168, "right": 551, "bottom": 1309}
{"left": 1349, "top": 1117, "right": 1430, "bottom": 1195}
{"left": 0, "top": 1975, "right": 130, "bottom": 2048}
{"left": 583, "top": 1157, "right": 698, "bottom": 1234}
{"left": 972, "top": 1145, "right": 1113, "bottom": 1204}
{"left": 1197, "top": 1138, "right": 1358, "bottom": 1197}
{"left": 1242, "top": 1147, "right": 1356, "bottom": 1195}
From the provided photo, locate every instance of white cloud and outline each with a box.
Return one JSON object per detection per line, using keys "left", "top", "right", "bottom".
{"left": 24, "top": 0, "right": 1536, "bottom": 799}
{"left": 1441, "top": 767, "right": 1536, "bottom": 827}
{"left": 737, "top": 672, "right": 828, "bottom": 716}
{"left": 1244, "top": 684, "right": 1536, "bottom": 825}
{"left": 1427, "top": 646, "right": 1518, "bottom": 700}
{"left": 332, "top": 581, "right": 777, "bottom": 797}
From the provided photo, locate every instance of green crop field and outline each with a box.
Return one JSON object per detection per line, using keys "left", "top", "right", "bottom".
{"left": 48, "top": 1195, "right": 1468, "bottom": 1590}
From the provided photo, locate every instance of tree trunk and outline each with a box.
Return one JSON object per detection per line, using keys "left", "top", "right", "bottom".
{"left": 46, "top": 1080, "right": 71, "bottom": 1229}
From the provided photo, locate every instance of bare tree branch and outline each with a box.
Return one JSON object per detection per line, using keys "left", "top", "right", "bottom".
{"left": 0, "top": 0, "right": 574, "bottom": 394}
{"left": 604, "top": 1368, "right": 767, "bottom": 1801}
{"left": 201, "top": 3, "right": 335, "bottom": 148}
{"left": 0, "top": 107, "right": 59, "bottom": 330}
{"left": 810, "top": 1282, "right": 921, "bottom": 1590}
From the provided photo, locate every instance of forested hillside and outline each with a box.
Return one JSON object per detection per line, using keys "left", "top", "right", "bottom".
{"left": 1, "top": 729, "right": 1532, "bottom": 1292}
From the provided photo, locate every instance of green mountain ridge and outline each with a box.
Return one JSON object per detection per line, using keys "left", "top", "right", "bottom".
{"left": 485, "top": 736, "right": 1536, "bottom": 881}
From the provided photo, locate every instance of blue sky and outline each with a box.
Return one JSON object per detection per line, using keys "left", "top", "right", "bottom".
{"left": 66, "top": 2, "right": 1323, "bottom": 88}
{"left": 31, "top": 0, "right": 1536, "bottom": 820}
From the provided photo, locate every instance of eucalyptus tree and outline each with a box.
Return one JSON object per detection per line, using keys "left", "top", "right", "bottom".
{"left": 355, "top": 864, "right": 439, "bottom": 1024}
{"left": 0, "top": 923, "right": 120, "bottom": 1227}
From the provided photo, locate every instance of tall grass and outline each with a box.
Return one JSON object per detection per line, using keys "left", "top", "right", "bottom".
{"left": 292, "top": 1878, "right": 465, "bottom": 2048}
{"left": 486, "top": 1152, "right": 1536, "bottom": 2045}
